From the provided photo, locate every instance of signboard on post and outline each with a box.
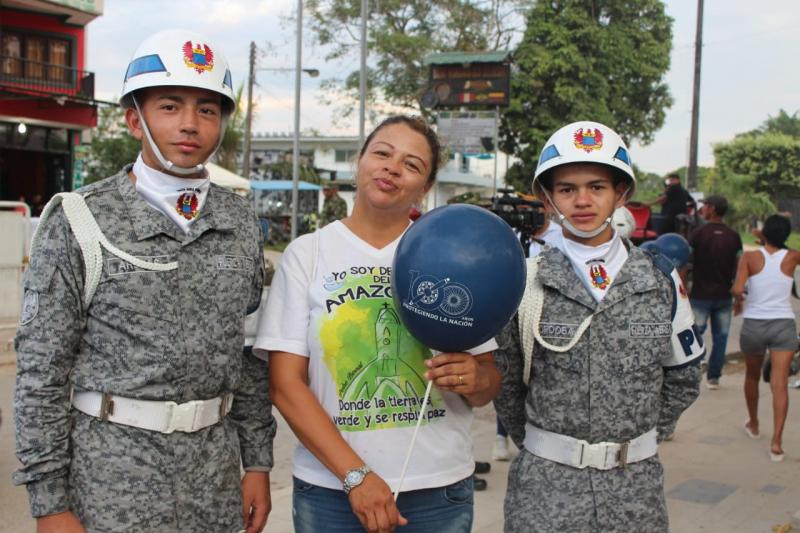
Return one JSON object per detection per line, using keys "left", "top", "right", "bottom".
{"left": 437, "top": 111, "right": 496, "bottom": 155}
{"left": 421, "top": 51, "right": 511, "bottom": 110}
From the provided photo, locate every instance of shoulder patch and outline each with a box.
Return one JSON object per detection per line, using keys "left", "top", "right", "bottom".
{"left": 20, "top": 289, "right": 39, "bottom": 325}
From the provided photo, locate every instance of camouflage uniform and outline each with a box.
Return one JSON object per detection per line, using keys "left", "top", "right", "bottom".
{"left": 13, "top": 167, "right": 275, "bottom": 532}
{"left": 319, "top": 193, "right": 347, "bottom": 227}
{"left": 494, "top": 245, "right": 702, "bottom": 533}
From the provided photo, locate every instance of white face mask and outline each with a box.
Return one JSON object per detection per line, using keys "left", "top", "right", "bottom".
{"left": 133, "top": 154, "right": 210, "bottom": 233}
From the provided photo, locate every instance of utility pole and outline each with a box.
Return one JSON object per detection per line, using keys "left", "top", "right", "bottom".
{"left": 358, "top": 0, "right": 367, "bottom": 147}
{"left": 687, "top": 0, "right": 704, "bottom": 190}
{"left": 290, "top": 0, "right": 303, "bottom": 240}
{"left": 243, "top": 41, "right": 256, "bottom": 179}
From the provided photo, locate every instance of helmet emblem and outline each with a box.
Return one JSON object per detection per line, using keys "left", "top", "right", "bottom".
{"left": 573, "top": 128, "right": 604, "bottom": 153}
{"left": 175, "top": 191, "right": 200, "bottom": 220}
{"left": 588, "top": 261, "right": 611, "bottom": 290}
{"left": 182, "top": 41, "right": 214, "bottom": 74}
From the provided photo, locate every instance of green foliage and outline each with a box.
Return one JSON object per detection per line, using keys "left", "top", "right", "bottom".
{"left": 215, "top": 84, "right": 246, "bottom": 173}
{"left": 501, "top": 0, "right": 673, "bottom": 192}
{"left": 306, "top": 0, "right": 526, "bottom": 119}
{"left": 738, "top": 108, "right": 800, "bottom": 139}
{"left": 713, "top": 133, "right": 800, "bottom": 201}
{"left": 701, "top": 169, "right": 775, "bottom": 232}
{"left": 85, "top": 105, "right": 140, "bottom": 184}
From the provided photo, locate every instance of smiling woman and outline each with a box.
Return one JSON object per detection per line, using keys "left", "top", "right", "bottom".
{"left": 255, "top": 115, "right": 501, "bottom": 533}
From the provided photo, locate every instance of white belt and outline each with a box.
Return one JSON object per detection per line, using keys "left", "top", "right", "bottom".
{"left": 71, "top": 390, "right": 233, "bottom": 434}
{"left": 523, "top": 423, "right": 658, "bottom": 470}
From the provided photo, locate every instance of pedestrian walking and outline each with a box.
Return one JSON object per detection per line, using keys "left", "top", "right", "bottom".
{"left": 733, "top": 214, "right": 800, "bottom": 462}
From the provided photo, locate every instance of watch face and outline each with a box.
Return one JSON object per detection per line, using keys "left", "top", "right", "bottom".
{"left": 345, "top": 470, "right": 364, "bottom": 485}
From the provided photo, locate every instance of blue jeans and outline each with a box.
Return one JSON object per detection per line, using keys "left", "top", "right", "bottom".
{"left": 691, "top": 298, "right": 733, "bottom": 380}
{"left": 292, "top": 476, "right": 473, "bottom": 533}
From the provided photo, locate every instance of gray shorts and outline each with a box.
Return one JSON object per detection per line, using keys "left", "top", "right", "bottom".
{"left": 740, "top": 318, "right": 798, "bottom": 354}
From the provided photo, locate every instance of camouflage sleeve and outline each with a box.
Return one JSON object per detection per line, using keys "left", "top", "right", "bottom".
{"left": 657, "top": 351, "right": 702, "bottom": 442}
{"left": 492, "top": 314, "right": 528, "bottom": 449}
{"left": 13, "top": 207, "right": 85, "bottom": 517}
{"left": 230, "top": 347, "right": 276, "bottom": 470}
{"left": 229, "top": 212, "right": 275, "bottom": 470}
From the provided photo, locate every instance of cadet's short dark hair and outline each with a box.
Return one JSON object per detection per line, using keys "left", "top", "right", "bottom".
{"left": 762, "top": 214, "right": 791, "bottom": 248}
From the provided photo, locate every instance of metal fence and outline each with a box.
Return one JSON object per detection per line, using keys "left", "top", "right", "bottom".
{"left": 0, "top": 55, "right": 94, "bottom": 100}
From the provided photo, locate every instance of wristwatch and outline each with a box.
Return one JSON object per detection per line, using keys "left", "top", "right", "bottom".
{"left": 343, "top": 465, "right": 371, "bottom": 494}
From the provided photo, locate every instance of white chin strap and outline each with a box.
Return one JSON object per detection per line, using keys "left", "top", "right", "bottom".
{"left": 132, "top": 95, "right": 228, "bottom": 176}
{"left": 541, "top": 187, "right": 629, "bottom": 239}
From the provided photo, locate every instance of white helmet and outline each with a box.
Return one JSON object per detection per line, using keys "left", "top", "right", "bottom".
{"left": 121, "top": 29, "right": 235, "bottom": 114}
{"left": 532, "top": 121, "right": 635, "bottom": 197}
{"left": 120, "top": 29, "right": 234, "bottom": 176}
{"left": 612, "top": 206, "right": 636, "bottom": 239}
{"left": 532, "top": 121, "right": 636, "bottom": 239}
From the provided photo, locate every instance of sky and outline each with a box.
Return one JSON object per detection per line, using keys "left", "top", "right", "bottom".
{"left": 86, "top": 0, "right": 800, "bottom": 176}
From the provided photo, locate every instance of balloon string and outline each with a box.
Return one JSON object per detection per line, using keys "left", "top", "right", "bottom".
{"left": 393, "top": 379, "right": 434, "bottom": 501}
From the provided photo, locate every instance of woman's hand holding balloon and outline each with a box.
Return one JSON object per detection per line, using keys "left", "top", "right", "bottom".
{"left": 425, "top": 352, "right": 500, "bottom": 406}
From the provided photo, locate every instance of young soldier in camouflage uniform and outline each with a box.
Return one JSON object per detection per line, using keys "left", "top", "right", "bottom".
{"left": 320, "top": 181, "right": 348, "bottom": 226}
{"left": 13, "top": 30, "right": 274, "bottom": 532}
{"left": 493, "top": 121, "right": 704, "bottom": 532}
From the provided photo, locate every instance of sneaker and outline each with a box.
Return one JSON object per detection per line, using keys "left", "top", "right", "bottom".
{"left": 492, "top": 435, "right": 511, "bottom": 461}
{"left": 474, "top": 461, "right": 491, "bottom": 474}
{"left": 473, "top": 476, "right": 488, "bottom": 491}
{"left": 706, "top": 378, "right": 719, "bottom": 390}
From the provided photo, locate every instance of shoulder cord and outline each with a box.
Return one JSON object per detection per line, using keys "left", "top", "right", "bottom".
{"left": 518, "top": 256, "right": 594, "bottom": 385}
{"left": 33, "top": 192, "right": 178, "bottom": 307}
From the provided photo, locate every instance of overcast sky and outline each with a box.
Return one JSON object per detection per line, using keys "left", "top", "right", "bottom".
{"left": 87, "top": 0, "right": 800, "bottom": 176}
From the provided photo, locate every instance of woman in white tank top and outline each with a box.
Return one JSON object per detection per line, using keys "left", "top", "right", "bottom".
{"left": 732, "top": 215, "right": 800, "bottom": 462}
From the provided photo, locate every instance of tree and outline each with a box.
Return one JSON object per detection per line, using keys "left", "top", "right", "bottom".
{"left": 713, "top": 133, "right": 800, "bottom": 202}
{"left": 215, "top": 84, "right": 246, "bottom": 173}
{"left": 306, "top": 0, "right": 526, "bottom": 120}
{"left": 84, "top": 105, "right": 139, "bottom": 185}
{"left": 739, "top": 109, "right": 800, "bottom": 139}
{"left": 500, "top": 0, "right": 673, "bottom": 192}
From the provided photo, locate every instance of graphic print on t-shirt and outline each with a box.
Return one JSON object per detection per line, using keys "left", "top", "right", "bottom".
{"left": 319, "top": 266, "right": 445, "bottom": 432}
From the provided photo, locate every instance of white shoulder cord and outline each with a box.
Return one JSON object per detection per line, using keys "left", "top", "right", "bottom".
{"left": 33, "top": 192, "right": 178, "bottom": 307}
{"left": 518, "top": 256, "right": 594, "bottom": 385}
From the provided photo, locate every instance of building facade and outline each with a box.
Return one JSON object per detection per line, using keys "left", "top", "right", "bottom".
{"left": 0, "top": 0, "right": 104, "bottom": 213}
{"left": 247, "top": 132, "right": 510, "bottom": 215}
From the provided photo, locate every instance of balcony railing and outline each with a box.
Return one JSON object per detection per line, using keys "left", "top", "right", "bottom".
{"left": 0, "top": 55, "right": 94, "bottom": 100}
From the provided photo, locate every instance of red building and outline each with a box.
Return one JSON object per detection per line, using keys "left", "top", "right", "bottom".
{"left": 0, "top": 0, "right": 104, "bottom": 213}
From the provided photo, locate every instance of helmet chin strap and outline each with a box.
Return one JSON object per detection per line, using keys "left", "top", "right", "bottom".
{"left": 132, "top": 95, "right": 229, "bottom": 177}
{"left": 541, "top": 186, "right": 630, "bottom": 240}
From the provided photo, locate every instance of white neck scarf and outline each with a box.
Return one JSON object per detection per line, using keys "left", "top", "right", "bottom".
{"left": 133, "top": 154, "right": 210, "bottom": 233}
{"left": 561, "top": 231, "right": 628, "bottom": 302}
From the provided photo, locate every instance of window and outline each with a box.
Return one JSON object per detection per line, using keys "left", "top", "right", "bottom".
{"left": 335, "top": 149, "right": 357, "bottom": 163}
{"left": 1, "top": 33, "right": 22, "bottom": 76}
{"left": 0, "top": 30, "right": 72, "bottom": 83}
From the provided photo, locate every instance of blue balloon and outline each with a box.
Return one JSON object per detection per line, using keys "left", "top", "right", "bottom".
{"left": 654, "top": 233, "right": 691, "bottom": 268}
{"left": 391, "top": 204, "right": 526, "bottom": 352}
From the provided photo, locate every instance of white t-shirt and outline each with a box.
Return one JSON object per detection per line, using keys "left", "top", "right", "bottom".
{"left": 254, "top": 221, "right": 497, "bottom": 492}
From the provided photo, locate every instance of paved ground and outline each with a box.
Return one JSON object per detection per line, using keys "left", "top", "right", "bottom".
{"left": 1, "top": 275, "right": 799, "bottom": 531}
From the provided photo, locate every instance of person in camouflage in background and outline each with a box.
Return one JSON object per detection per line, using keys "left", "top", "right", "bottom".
{"left": 13, "top": 30, "right": 274, "bottom": 533}
{"left": 319, "top": 181, "right": 348, "bottom": 227}
{"left": 493, "top": 121, "right": 704, "bottom": 532}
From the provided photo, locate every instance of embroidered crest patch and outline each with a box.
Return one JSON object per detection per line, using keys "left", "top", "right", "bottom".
{"left": 589, "top": 262, "right": 611, "bottom": 290}
{"left": 20, "top": 289, "right": 39, "bottom": 325}
{"left": 175, "top": 192, "right": 199, "bottom": 220}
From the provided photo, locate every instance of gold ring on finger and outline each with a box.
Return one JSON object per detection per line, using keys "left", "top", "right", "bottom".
{"left": 458, "top": 374, "right": 464, "bottom": 385}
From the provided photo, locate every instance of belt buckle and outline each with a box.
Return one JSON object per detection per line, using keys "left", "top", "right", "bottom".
{"left": 164, "top": 400, "right": 200, "bottom": 434}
